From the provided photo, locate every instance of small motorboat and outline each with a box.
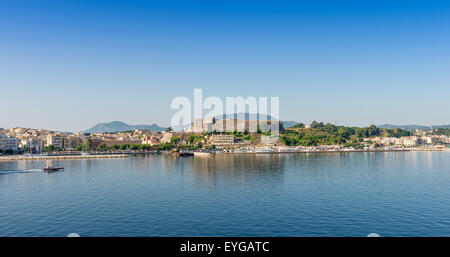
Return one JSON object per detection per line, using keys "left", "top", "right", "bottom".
{"left": 42, "top": 167, "right": 64, "bottom": 172}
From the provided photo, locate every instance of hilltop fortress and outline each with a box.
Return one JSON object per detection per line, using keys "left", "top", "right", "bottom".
{"left": 185, "top": 117, "right": 284, "bottom": 133}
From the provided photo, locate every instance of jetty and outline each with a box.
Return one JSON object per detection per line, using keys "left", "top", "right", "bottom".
{"left": 193, "top": 152, "right": 213, "bottom": 157}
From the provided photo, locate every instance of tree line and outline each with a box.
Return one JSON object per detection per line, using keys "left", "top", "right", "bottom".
{"left": 281, "top": 121, "right": 411, "bottom": 147}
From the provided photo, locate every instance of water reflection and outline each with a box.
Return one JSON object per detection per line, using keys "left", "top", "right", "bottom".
{"left": 191, "top": 154, "right": 284, "bottom": 173}
{"left": 186, "top": 154, "right": 286, "bottom": 186}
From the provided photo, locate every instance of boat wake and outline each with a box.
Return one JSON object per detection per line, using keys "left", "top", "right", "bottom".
{"left": 0, "top": 169, "right": 43, "bottom": 175}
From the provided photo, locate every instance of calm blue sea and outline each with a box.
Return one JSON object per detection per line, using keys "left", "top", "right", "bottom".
{"left": 0, "top": 152, "right": 449, "bottom": 236}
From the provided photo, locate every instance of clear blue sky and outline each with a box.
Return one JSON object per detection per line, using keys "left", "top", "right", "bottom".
{"left": 1, "top": 0, "right": 450, "bottom": 131}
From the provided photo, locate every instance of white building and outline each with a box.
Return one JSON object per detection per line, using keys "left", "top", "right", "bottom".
{"left": 381, "top": 137, "right": 399, "bottom": 146}
{"left": 21, "top": 138, "right": 44, "bottom": 153}
{"left": 422, "top": 136, "right": 440, "bottom": 145}
{"left": 47, "top": 134, "right": 64, "bottom": 149}
{"left": 400, "top": 136, "right": 420, "bottom": 147}
{"left": 0, "top": 134, "right": 19, "bottom": 151}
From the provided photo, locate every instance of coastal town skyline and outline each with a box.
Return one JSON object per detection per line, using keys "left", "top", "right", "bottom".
{"left": 2, "top": 118, "right": 450, "bottom": 134}
{"left": 2, "top": 119, "right": 449, "bottom": 156}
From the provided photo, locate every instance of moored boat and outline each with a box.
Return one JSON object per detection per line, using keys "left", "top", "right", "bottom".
{"left": 169, "top": 149, "right": 194, "bottom": 157}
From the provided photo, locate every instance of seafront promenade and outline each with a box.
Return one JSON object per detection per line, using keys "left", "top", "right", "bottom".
{"left": 0, "top": 154, "right": 129, "bottom": 161}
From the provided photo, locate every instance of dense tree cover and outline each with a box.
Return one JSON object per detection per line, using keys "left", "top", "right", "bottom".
{"left": 41, "top": 135, "right": 209, "bottom": 152}
{"left": 292, "top": 123, "right": 305, "bottom": 128}
{"left": 281, "top": 130, "right": 346, "bottom": 146}
{"left": 186, "top": 134, "right": 205, "bottom": 144}
{"left": 205, "top": 144, "right": 216, "bottom": 150}
{"left": 43, "top": 144, "right": 56, "bottom": 152}
{"left": 97, "top": 142, "right": 107, "bottom": 151}
{"left": 384, "top": 128, "right": 411, "bottom": 138}
{"left": 170, "top": 136, "right": 181, "bottom": 144}
{"left": 0, "top": 149, "right": 18, "bottom": 154}
{"left": 85, "top": 138, "right": 92, "bottom": 151}
{"left": 429, "top": 128, "right": 450, "bottom": 136}
{"left": 281, "top": 122, "right": 410, "bottom": 146}
{"left": 77, "top": 141, "right": 208, "bottom": 151}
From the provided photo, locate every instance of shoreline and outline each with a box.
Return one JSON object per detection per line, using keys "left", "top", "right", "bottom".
{"left": 219, "top": 147, "right": 449, "bottom": 154}
{"left": 1, "top": 148, "right": 448, "bottom": 161}
{"left": 224, "top": 151, "right": 448, "bottom": 155}
{"left": 221, "top": 149, "right": 448, "bottom": 154}
{"left": 0, "top": 154, "right": 129, "bottom": 161}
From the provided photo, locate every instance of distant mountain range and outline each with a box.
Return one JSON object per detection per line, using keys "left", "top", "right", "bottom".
{"left": 378, "top": 124, "right": 450, "bottom": 131}
{"left": 82, "top": 121, "right": 166, "bottom": 133}
{"left": 83, "top": 120, "right": 449, "bottom": 133}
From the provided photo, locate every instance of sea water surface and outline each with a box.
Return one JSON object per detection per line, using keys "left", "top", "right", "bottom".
{"left": 0, "top": 152, "right": 449, "bottom": 237}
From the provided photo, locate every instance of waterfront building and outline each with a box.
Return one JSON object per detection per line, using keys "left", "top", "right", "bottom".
{"left": 142, "top": 135, "right": 161, "bottom": 145}
{"left": 5, "top": 137, "right": 18, "bottom": 151}
{"left": 422, "top": 136, "right": 441, "bottom": 145}
{"left": 91, "top": 138, "right": 105, "bottom": 149}
{"left": 438, "top": 136, "right": 448, "bottom": 144}
{"left": 64, "top": 136, "right": 83, "bottom": 149}
{"left": 400, "top": 136, "right": 421, "bottom": 147}
{"left": 21, "top": 138, "right": 43, "bottom": 153}
{"left": 0, "top": 134, "right": 19, "bottom": 151}
{"left": 363, "top": 137, "right": 382, "bottom": 144}
{"left": 380, "top": 137, "right": 398, "bottom": 146}
{"left": 47, "top": 134, "right": 64, "bottom": 149}
{"left": 364, "top": 137, "right": 400, "bottom": 146}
